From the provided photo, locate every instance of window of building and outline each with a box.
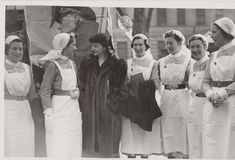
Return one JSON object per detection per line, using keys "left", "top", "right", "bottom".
{"left": 196, "top": 9, "right": 206, "bottom": 25}
{"left": 116, "top": 41, "right": 128, "bottom": 59}
{"left": 177, "top": 9, "right": 185, "bottom": 25}
{"left": 215, "top": 9, "right": 223, "bottom": 19}
{"left": 157, "top": 8, "right": 167, "bottom": 26}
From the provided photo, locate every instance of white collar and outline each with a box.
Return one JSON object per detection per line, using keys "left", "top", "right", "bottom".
{"left": 169, "top": 46, "right": 186, "bottom": 58}
{"left": 5, "top": 58, "right": 20, "bottom": 67}
{"left": 133, "top": 49, "right": 153, "bottom": 61}
{"left": 220, "top": 39, "right": 235, "bottom": 51}
{"left": 197, "top": 54, "right": 209, "bottom": 64}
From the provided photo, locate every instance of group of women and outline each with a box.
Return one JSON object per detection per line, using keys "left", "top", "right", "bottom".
{"left": 4, "top": 16, "right": 235, "bottom": 159}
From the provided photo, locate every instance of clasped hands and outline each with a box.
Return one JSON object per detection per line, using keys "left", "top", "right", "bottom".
{"left": 206, "top": 88, "right": 228, "bottom": 108}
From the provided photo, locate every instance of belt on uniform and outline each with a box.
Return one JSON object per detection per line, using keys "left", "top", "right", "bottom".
{"left": 211, "top": 81, "right": 233, "bottom": 88}
{"left": 164, "top": 84, "right": 187, "bottom": 90}
{"left": 195, "top": 92, "right": 206, "bottom": 97}
{"left": 5, "top": 95, "right": 27, "bottom": 101}
{"left": 53, "top": 89, "right": 71, "bottom": 96}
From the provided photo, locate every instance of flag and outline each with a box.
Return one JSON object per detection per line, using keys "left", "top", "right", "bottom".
{"left": 24, "top": 6, "right": 60, "bottom": 66}
{"left": 97, "top": 7, "right": 114, "bottom": 39}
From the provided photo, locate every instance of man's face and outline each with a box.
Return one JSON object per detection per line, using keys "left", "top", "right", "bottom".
{"left": 60, "top": 14, "right": 78, "bottom": 33}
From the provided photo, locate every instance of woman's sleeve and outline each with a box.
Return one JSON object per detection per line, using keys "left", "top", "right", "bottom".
{"left": 150, "top": 61, "right": 161, "bottom": 90}
{"left": 39, "top": 61, "right": 56, "bottom": 111}
{"left": 27, "top": 65, "right": 38, "bottom": 101}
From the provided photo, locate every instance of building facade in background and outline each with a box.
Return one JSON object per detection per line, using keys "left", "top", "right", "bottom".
{"left": 112, "top": 8, "right": 235, "bottom": 60}
{"left": 6, "top": 6, "right": 235, "bottom": 60}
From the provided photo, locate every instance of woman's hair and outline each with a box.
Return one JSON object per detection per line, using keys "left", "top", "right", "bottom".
{"left": 5, "top": 38, "right": 23, "bottom": 55}
{"left": 163, "top": 30, "right": 185, "bottom": 45}
{"left": 89, "top": 33, "right": 115, "bottom": 56}
{"left": 131, "top": 34, "right": 150, "bottom": 50}
{"left": 66, "top": 35, "right": 75, "bottom": 47}
{"left": 212, "top": 23, "right": 234, "bottom": 41}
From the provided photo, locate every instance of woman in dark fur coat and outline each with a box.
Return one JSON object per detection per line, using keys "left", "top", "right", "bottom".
{"left": 78, "top": 33, "right": 127, "bottom": 158}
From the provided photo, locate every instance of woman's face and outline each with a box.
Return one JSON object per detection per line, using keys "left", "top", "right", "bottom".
{"left": 132, "top": 38, "right": 146, "bottom": 57}
{"left": 63, "top": 41, "right": 76, "bottom": 57}
{"left": 189, "top": 39, "right": 206, "bottom": 61}
{"left": 7, "top": 41, "right": 24, "bottom": 63}
{"left": 210, "top": 24, "right": 225, "bottom": 47}
{"left": 165, "top": 37, "right": 181, "bottom": 55}
{"left": 91, "top": 43, "right": 106, "bottom": 57}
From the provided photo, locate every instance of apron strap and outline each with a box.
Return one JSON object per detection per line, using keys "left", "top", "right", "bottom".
{"left": 51, "top": 60, "right": 64, "bottom": 79}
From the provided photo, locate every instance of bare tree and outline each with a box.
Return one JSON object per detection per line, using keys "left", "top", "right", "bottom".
{"left": 133, "top": 8, "right": 153, "bottom": 37}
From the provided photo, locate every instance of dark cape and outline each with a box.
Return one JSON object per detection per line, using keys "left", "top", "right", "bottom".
{"left": 79, "top": 53, "right": 127, "bottom": 158}
{"left": 107, "top": 79, "right": 162, "bottom": 132}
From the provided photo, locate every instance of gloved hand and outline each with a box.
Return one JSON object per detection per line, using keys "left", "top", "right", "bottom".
{"left": 206, "top": 89, "right": 224, "bottom": 108}
{"left": 206, "top": 89, "right": 214, "bottom": 101}
{"left": 210, "top": 93, "right": 224, "bottom": 108}
{"left": 215, "top": 87, "right": 228, "bottom": 100}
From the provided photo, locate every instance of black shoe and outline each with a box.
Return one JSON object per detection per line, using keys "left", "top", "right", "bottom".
{"left": 127, "top": 154, "right": 136, "bottom": 158}
{"left": 141, "top": 154, "right": 148, "bottom": 158}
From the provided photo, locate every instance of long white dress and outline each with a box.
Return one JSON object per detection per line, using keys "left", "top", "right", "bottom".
{"left": 44, "top": 60, "right": 82, "bottom": 157}
{"left": 187, "top": 55, "right": 209, "bottom": 158}
{"left": 121, "top": 51, "right": 162, "bottom": 155}
{"left": 202, "top": 41, "right": 235, "bottom": 159}
{"left": 4, "top": 60, "right": 35, "bottom": 157}
{"left": 159, "top": 47, "right": 192, "bottom": 155}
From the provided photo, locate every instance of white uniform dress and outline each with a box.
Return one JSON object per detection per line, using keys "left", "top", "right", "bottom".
{"left": 187, "top": 55, "right": 209, "bottom": 158}
{"left": 121, "top": 52, "right": 162, "bottom": 155}
{"left": 4, "top": 61, "right": 35, "bottom": 157}
{"left": 45, "top": 60, "right": 82, "bottom": 157}
{"left": 159, "top": 47, "right": 192, "bottom": 155}
{"left": 202, "top": 41, "right": 235, "bottom": 159}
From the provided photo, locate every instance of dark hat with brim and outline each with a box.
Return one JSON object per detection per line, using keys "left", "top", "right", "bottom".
{"left": 60, "top": 7, "right": 96, "bottom": 21}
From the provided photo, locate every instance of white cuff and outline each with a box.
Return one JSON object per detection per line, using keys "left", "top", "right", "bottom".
{"left": 43, "top": 108, "right": 53, "bottom": 116}
{"left": 206, "top": 89, "right": 214, "bottom": 98}
{"left": 218, "top": 88, "right": 228, "bottom": 100}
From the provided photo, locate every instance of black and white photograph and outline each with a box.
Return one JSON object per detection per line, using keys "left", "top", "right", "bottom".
{"left": 1, "top": 0, "right": 235, "bottom": 159}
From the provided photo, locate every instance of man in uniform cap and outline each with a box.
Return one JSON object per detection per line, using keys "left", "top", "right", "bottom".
{"left": 59, "top": 6, "right": 99, "bottom": 70}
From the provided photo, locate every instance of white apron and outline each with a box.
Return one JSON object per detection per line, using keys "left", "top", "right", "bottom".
{"left": 121, "top": 59, "right": 162, "bottom": 155}
{"left": 202, "top": 50, "right": 235, "bottom": 159}
{"left": 159, "top": 52, "right": 191, "bottom": 155}
{"left": 187, "top": 57, "right": 208, "bottom": 158}
{"left": 4, "top": 63, "right": 35, "bottom": 157}
{"left": 45, "top": 60, "right": 82, "bottom": 157}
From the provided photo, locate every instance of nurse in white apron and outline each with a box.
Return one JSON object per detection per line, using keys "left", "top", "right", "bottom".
{"left": 187, "top": 34, "right": 209, "bottom": 158}
{"left": 202, "top": 17, "right": 235, "bottom": 159}
{"left": 158, "top": 30, "right": 194, "bottom": 158}
{"left": 40, "top": 33, "right": 82, "bottom": 157}
{"left": 121, "top": 34, "right": 162, "bottom": 158}
{"left": 4, "top": 35, "right": 37, "bottom": 157}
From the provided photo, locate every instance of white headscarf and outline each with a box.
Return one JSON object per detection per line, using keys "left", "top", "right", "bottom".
{"left": 40, "top": 33, "right": 70, "bottom": 61}
{"left": 5, "top": 35, "right": 21, "bottom": 45}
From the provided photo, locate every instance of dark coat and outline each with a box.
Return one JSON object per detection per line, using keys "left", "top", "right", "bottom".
{"left": 108, "top": 80, "right": 162, "bottom": 132}
{"left": 79, "top": 54, "right": 127, "bottom": 158}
